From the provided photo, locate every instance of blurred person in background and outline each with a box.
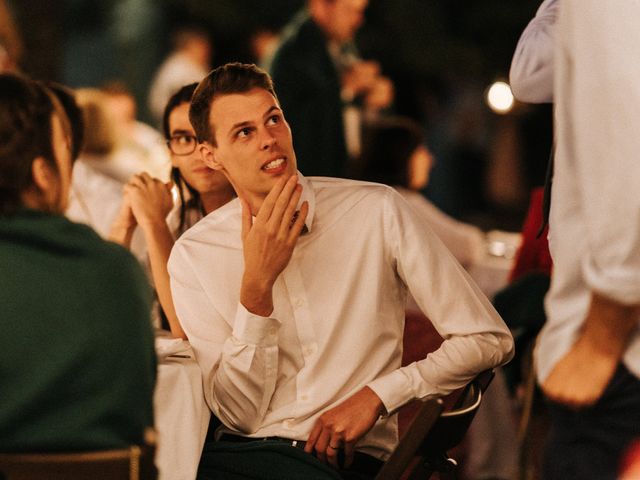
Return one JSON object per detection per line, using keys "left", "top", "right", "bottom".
{"left": 148, "top": 25, "right": 211, "bottom": 125}
{"left": 268, "top": 0, "right": 393, "bottom": 178}
{"left": 101, "top": 80, "right": 171, "bottom": 182}
{"left": 110, "top": 83, "right": 235, "bottom": 339}
{"left": 0, "top": 73, "right": 155, "bottom": 451}
{"left": 0, "top": 0, "right": 22, "bottom": 73}
{"left": 65, "top": 88, "right": 127, "bottom": 239}
{"left": 358, "top": 117, "right": 485, "bottom": 269}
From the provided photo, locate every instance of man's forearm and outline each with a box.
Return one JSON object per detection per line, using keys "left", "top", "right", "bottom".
{"left": 240, "top": 274, "right": 275, "bottom": 317}
{"left": 580, "top": 292, "right": 640, "bottom": 358}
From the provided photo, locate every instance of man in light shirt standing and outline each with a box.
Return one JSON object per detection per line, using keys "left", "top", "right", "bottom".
{"left": 535, "top": 2, "right": 640, "bottom": 479}
{"left": 168, "top": 62, "right": 513, "bottom": 479}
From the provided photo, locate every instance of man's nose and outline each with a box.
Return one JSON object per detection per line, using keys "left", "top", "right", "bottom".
{"left": 260, "top": 129, "right": 276, "bottom": 150}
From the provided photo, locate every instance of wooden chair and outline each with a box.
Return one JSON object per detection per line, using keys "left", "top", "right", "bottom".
{"left": 376, "top": 370, "right": 495, "bottom": 480}
{"left": 0, "top": 443, "right": 156, "bottom": 480}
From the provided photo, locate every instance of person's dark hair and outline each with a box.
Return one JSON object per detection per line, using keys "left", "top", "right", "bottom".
{"left": 162, "top": 82, "right": 204, "bottom": 234}
{"left": 189, "top": 62, "right": 277, "bottom": 144}
{"left": 358, "top": 116, "right": 425, "bottom": 188}
{"left": 0, "top": 73, "right": 57, "bottom": 215}
{"left": 47, "top": 82, "right": 84, "bottom": 160}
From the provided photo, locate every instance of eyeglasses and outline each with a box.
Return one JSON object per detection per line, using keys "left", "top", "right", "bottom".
{"left": 167, "top": 134, "right": 197, "bottom": 156}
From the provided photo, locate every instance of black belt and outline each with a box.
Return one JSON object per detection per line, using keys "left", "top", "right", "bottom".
{"left": 219, "top": 433, "right": 306, "bottom": 449}
{"left": 218, "top": 433, "right": 383, "bottom": 476}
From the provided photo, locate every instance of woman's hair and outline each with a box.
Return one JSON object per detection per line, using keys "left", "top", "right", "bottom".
{"left": 47, "top": 82, "right": 85, "bottom": 160}
{"left": 162, "top": 82, "right": 204, "bottom": 234}
{"left": 358, "top": 116, "right": 425, "bottom": 188}
{"left": 0, "top": 73, "right": 57, "bottom": 215}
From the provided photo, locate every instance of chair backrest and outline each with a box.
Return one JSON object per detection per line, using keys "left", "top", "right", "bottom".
{"left": 375, "top": 398, "right": 444, "bottom": 480}
{"left": 375, "top": 370, "right": 495, "bottom": 480}
{"left": 0, "top": 444, "right": 156, "bottom": 480}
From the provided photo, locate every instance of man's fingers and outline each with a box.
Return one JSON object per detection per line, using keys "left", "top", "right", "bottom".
{"left": 278, "top": 184, "right": 303, "bottom": 238}
{"left": 266, "top": 174, "right": 298, "bottom": 225}
{"left": 255, "top": 175, "right": 290, "bottom": 222}
{"left": 326, "top": 432, "right": 345, "bottom": 469}
{"left": 304, "top": 423, "right": 321, "bottom": 454}
{"left": 313, "top": 428, "right": 331, "bottom": 464}
{"left": 326, "top": 444, "right": 340, "bottom": 468}
{"left": 343, "top": 441, "right": 355, "bottom": 469}
{"left": 240, "top": 197, "right": 253, "bottom": 242}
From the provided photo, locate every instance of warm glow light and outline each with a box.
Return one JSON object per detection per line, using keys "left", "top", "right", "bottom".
{"left": 486, "top": 81, "right": 514, "bottom": 114}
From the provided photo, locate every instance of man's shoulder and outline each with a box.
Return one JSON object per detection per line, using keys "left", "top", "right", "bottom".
{"left": 172, "top": 199, "right": 242, "bottom": 252}
{"left": 310, "top": 176, "right": 395, "bottom": 196}
{"left": 309, "top": 177, "right": 399, "bottom": 215}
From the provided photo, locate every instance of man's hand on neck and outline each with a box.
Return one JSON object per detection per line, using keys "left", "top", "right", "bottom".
{"left": 239, "top": 174, "right": 309, "bottom": 316}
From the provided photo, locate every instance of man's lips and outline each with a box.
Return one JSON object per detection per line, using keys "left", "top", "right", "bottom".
{"left": 193, "top": 167, "right": 213, "bottom": 173}
{"left": 261, "top": 156, "right": 287, "bottom": 171}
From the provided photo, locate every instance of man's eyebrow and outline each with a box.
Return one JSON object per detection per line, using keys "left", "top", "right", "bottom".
{"left": 228, "top": 106, "right": 282, "bottom": 136}
{"left": 229, "top": 120, "right": 252, "bottom": 135}
{"left": 263, "top": 105, "right": 281, "bottom": 118}
{"left": 170, "top": 129, "right": 193, "bottom": 136}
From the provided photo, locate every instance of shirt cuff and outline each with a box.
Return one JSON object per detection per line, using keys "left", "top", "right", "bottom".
{"left": 367, "top": 369, "right": 415, "bottom": 415}
{"left": 232, "top": 303, "right": 281, "bottom": 346}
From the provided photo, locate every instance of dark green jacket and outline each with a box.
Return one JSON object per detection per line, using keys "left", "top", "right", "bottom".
{"left": 269, "top": 10, "right": 349, "bottom": 178}
{"left": 0, "top": 209, "right": 156, "bottom": 452}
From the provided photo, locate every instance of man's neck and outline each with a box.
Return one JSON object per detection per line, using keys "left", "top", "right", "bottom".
{"left": 201, "top": 187, "right": 236, "bottom": 215}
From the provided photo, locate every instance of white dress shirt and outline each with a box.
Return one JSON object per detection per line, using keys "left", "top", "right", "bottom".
{"left": 537, "top": 0, "right": 640, "bottom": 383}
{"left": 509, "top": 0, "right": 558, "bottom": 103}
{"left": 168, "top": 175, "right": 513, "bottom": 460}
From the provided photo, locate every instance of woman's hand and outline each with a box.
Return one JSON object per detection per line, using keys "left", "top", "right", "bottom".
{"left": 125, "top": 172, "right": 174, "bottom": 230}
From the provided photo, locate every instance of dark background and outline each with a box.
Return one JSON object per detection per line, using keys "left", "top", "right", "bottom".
{"left": 8, "top": 0, "right": 552, "bottom": 228}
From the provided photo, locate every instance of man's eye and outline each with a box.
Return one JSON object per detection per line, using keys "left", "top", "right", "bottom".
{"left": 177, "top": 136, "right": 192, "bottom": 145}
{"left": 237, "top": 128, "right": 252, "bottom": 138}
{"left": 267, "top": 115, "right": 280, "bottom": 126}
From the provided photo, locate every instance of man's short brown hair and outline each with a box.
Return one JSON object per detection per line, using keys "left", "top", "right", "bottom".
{"left": 189, "top": 62, "right": 277, "bottom": 145}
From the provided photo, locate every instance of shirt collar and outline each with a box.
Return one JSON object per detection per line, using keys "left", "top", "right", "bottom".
{"left": 297, "top": 171, "right": 315, "bottom": 233}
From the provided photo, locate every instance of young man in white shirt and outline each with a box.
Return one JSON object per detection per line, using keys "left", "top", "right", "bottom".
{"left": 535, "top": 2, "right": 640, "bottom": 479}
{"left": 168, "top": 62, "right": 513, "bottom": 479}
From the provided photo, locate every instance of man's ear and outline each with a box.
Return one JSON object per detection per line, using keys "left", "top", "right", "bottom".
{"left": 199, "top": 143, "right": 224, "bottom": 171}
{"left": 31, "top": 157, "right": 55, "bottom": 193}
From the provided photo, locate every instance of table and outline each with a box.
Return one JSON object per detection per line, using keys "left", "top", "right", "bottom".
{"left": 469, "top": 230, "right": 522, "bottom": 299}
{"left": 154, "top": 339, "right": 210, "bottom": 480}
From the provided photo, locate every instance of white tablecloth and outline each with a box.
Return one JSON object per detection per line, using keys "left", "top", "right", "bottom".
{"left": 468, "top": 230, "right": 522, "bottom": 299}
{"left": 154, "top": 338, "right": 210, "bottom": 480}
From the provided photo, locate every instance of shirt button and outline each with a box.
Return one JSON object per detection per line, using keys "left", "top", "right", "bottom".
{"left": 269, "top": 327, "right": 277, "bottom": 336}
{"left": 300, "top": 394, "right": 309, "bottom": 402}
{"left": 303, "top": 345, "right": 316, "bottom": 356}
{"left": 293, "top": 298, "right": 304, "bottom": 308}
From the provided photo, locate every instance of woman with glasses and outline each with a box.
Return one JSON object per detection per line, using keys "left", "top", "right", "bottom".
{"left": 110, "top": 83, "right": 235, "bottom": 339}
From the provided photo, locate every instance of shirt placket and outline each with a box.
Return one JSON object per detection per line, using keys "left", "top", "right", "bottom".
{"left": 282, "top": 257, "right": 317, "bottom": 407}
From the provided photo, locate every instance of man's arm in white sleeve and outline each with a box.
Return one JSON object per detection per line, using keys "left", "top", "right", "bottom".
{"left": 168, "top": 245, "right": 280, "bottom": 433}
{"left": 509, "top": 0, "right": 559, "bottom": 103}
{"left": 367, "top": 189, "right": 514, "bottom": 414}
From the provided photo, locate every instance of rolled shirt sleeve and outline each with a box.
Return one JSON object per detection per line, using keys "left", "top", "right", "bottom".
{"left": 509, "top": 0, "right": 558, "bottom": 103}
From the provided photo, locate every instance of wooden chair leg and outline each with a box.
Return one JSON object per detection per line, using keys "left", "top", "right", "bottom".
{"left": 517, "top": 345, "right": 537, "bottom": 480}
